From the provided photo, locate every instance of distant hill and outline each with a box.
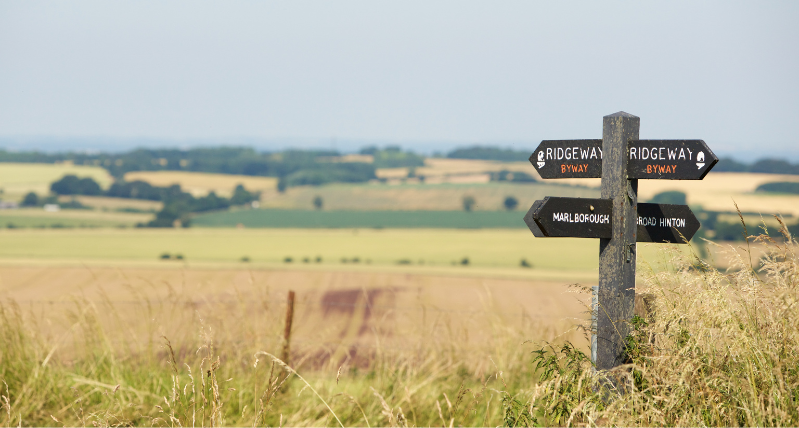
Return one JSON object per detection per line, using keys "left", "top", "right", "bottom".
{"left": 4, "top": 145, "right": 799, "bottom": 181}
{"left": 713, "top": 157, "right": 799, "bottom": 175}
{"left": 446, "top": 146, "right": 531, "bottom": 162}
{"left": 0, "top": 147, "right": 377, "bottom": 188}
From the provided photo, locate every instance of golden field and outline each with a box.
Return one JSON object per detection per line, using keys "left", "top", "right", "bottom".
{"left": 124, "top": 170, "right": 278, "bottom": 197}
{"left": 61, "top": 195, "right": 163, "bottom": 211}
{"left": 556, "top": 171, "right": 799, "bottom": 216}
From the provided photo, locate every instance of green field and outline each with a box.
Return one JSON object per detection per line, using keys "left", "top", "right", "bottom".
{"left": 0, "top": 227, "right": 688, "bottom": 281}
{"left": 193, "top": 208, "right": 529, "bottom": 228}
{"left": 0, "top": 207, "right": 152, "bottom": 228}
{"left": 0, "top": 215, "right": 122, "bottom": 228}
{"left": 258, "top": 181, "right": 600, "bottom": 211}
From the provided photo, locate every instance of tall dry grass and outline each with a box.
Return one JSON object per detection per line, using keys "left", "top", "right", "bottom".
{"left": 0, "top": 277, "right": 567, "bottom": 426}
{"left": 527, "top": 219, "right": 799, "bottom": 426}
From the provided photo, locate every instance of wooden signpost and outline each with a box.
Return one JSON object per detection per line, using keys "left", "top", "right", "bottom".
{"left": 525, "top": 112, "right": 716, "bottom": 372}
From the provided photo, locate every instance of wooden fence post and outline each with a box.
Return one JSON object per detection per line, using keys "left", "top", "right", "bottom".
{"left": 281, "top": 290, "right": 295, "bottom": 367}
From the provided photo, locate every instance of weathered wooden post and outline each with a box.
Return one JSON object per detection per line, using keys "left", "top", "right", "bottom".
{"left": 596, "top": 112, "right": 639, "bottom": 370}
{"left": 281, "top": 290, "right": 296, "bottom": 366}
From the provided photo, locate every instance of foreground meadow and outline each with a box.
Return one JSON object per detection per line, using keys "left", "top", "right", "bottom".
{"left": 0, "top": 264, "right": 588, "bottom": 426}
{"left": 1, "top": 223, "right": 797, "bottom": 426}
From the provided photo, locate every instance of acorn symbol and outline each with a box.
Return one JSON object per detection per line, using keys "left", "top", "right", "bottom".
{"left": 696, "top": 151, "right": 705, "bottom": 169}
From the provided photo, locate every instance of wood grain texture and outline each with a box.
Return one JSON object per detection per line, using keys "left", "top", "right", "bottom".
{"left": 596, "top": 112, "right": 639, "bottom": 370}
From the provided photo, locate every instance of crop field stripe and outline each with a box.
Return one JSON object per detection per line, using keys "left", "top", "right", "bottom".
{"left": 192, "top": 209, "right": 528, "bottom": 228}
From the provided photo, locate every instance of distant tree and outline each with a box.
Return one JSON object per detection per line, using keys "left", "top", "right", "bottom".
{"left": 277, "top": 177, "right": 287, "bottom": 193}
{"left": 230, "top": 184, "right": 259, "bottom": 205}
{"left": 714, "top": 157, "right": 749, "bottom": 172}
{"left": 358, "top": 146, "right": 379, "bottom": 155}
{"left": 489, "top": 170, "right": 536, "bottom": 183}
{"left": 447, "top": 146, "right": 530, "bottom": 162}
{"left": 649, "top": 191, "right": 687, "bottom": 205}
{"left": 788, "top": 221, "right": 799, "bottom": 237}
{"left": 756, "top": 181, "right": 799, "bottom": 194}
{"left": 371, "top": 147, "right": 425, "bottom": 168}
{"left": 147, "top": 199, "right": 192, "bottom": 228}
{"left": 50, "top": 175, "right": 102, "bottom": 196}
{"left": 750, "top": 159, "right": 799, "bottom": 175}
{"left": 21, "top": 192, "right": 39, "bottom": 207}
{"left": 313, "top": 195, "right": 324, "bottom": 210}
{"left": 192, "top": 191, "right": 230, "bottom": 212}
{"left": 106, "top": 180, "right": 163, "bottom": 200}
{"left": 462, "top": 195, "right": 476, "bottom": 212}
{"left": 503, "top": 196, "right": 519, "bottom": 211}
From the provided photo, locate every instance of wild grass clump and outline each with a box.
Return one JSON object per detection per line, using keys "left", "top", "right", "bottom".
{"left": 526, "top": 219, "right": 799, "bottom": 426}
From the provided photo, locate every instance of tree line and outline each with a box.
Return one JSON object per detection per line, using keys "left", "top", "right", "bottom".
{"left": 2, "top": 146, "right": 799, "bottom": 178}
{"left": 713, "top": 157, "right": 799, "bottom": 174}
{"left": 31, "top": 175, "right": 260, "bottom": 227}
{"left": 0, "top": 147, "right": 422, "bottom": 189}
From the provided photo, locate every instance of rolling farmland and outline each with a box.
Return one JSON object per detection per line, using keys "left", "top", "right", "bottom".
{"left": 0, "top": 162, "right": 113, "bottom": 199}
{"left": 0, "top": 160, "right": 795, "bottom": 426}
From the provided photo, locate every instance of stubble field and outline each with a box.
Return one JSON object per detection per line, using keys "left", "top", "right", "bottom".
{"left": 0, "top": 227, "right": 600, "bottom": 426}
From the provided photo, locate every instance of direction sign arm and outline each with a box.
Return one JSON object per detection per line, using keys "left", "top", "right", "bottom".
{"left": 523, "top": 200, "right": 546, "bottom": 237}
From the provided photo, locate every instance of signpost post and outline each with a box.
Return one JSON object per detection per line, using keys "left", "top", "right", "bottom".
{"left": 597, "top": 112, "right": 639, "bottom": 371}
{"left": 524, "top": 112, "right": 716, "bottom": 373}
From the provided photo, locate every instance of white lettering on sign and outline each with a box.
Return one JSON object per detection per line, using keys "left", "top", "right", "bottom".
{"left": 545, "top": 146, "right": 602, "bottom": 161}
{"left": 629, "top": 147, "right": 694, "bottom": 161}
{"left": 638, "top": 216, "right": 686, "bottom": 228}
{"left": 553, "top": 212, "right": 610, "bottom": 224}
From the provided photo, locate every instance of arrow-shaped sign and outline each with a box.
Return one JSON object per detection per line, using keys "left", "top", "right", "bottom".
{"left": 523, "top": 197, "right": 700, "bottom": 243}
{"left": 528, "top": 140, "right": 604, "bottom": 178}
{"left": 529, "top": 140, "right": 717, "bottom": 180}
{"left": 635, "top": 202, "right": 701, "bottom": 243}
{"left": 523, "top": 199, "right": 546, "bottom": 237}
{"left": 524, "top": 197, "right": 612, "bottom": 238}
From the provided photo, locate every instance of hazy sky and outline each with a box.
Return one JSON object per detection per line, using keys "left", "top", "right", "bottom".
{"left": 1, "top": 1, "right": 797, "bottom": 155}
